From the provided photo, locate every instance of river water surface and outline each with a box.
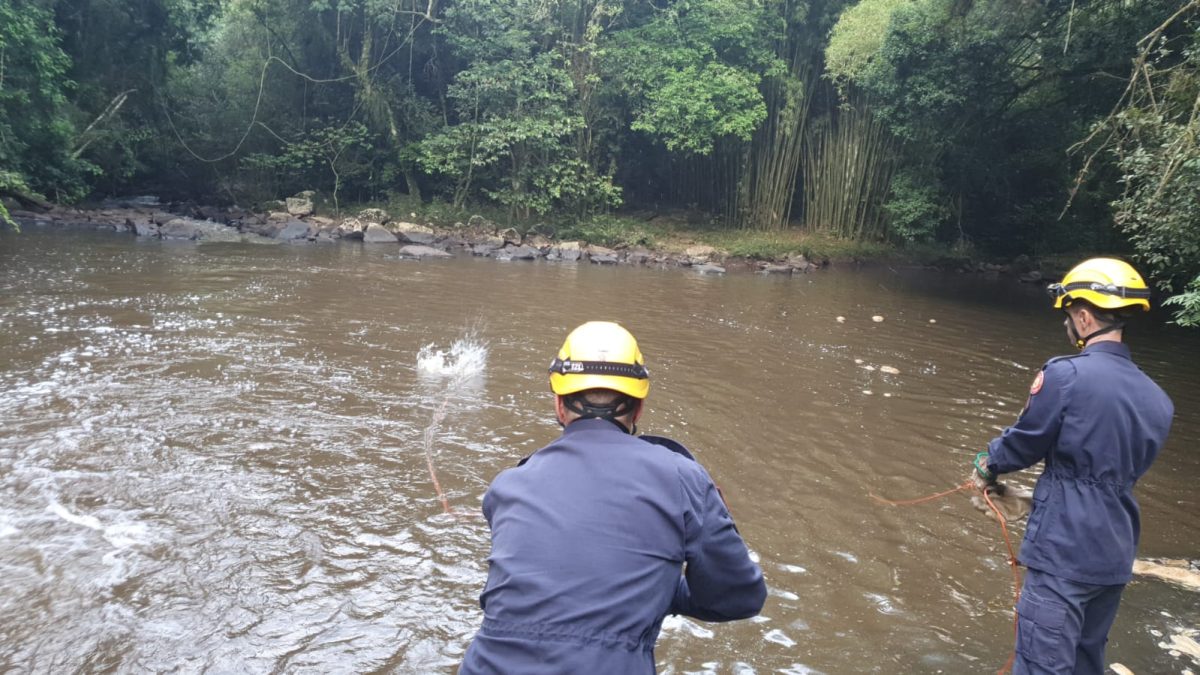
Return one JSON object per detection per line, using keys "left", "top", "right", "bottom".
{"left": 1, "top": 230, "right": 1197, "bottom": 673}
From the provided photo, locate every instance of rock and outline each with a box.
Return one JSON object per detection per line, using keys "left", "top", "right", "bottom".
{"left": 159, "top": 217, "right": 241, "bottom": 242}
{"left": 588, "top": 244, "right": 617, "bottom": 258}
{"left": 590, "top": 254, "right": 619, "bottom": 265}
{"left": 362, "top": 223, "right": 397, "bottom": 243}
{"left": 498, "top": 227, "right": 522, "bottom": 246}
{"left": 151, "top": 211, "right": 176, "bottom": 225}
{"left": 471, "top": 243, "right": 498, "bottom": 256}
{"left": 129, "top": 219, "right": 160, "bottom": 237}
{"left": 760, "top": 264, "right": 793, "bottom": 275}
{"left": 358, "top": 207, "right": 389, "bottom": 223}
{"left": 552, "top": 241, "right": 584, "bottom": 261}
{"left": 526, "top": 234, "right": 553, "bottom": 251}
{"left": 275, "top": 220, "right": 311, "bottom": 241}
{"left": 392, "top": 222, "right": 437, "bottom": 245}
{"left": 309, "top": 216, "right": 336, "bottom": 228}
{"left": 500, "top": 244, "right": 540, "bottom": 260}
{"left": 337, "top": 217, "right": 367, "bottom": 239}
{"left": 286, "top": 191, "right": 315, "bottom": 217}
{"left": 398, "top": 245, "right": 451, "bottom": 259}
{"left": 694, "top": 263, "right": 726, "bottom": 275}
{"left": 1019, "top": 270, "right": 1043, "bottom": 283}
{"left": 872, "top": 315, "right": 885, "bottom": 322}
{"left": 626, "top": 248, "right": 652, "bottom": 265}
{"left": 267, "top": 210, "right": 292, "bottom": 222}
{"left": 880, "top": 366, "right": 900, "bottom": 375}
{"left": 467, "top": 214, "right": 491, "bottom": 230}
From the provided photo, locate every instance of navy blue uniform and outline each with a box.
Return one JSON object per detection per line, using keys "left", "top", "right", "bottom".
{"left": 986, "top": 341, "right": 1173, "bottom": 673}
{"left": 460, "top": 418, "right": 766, "bottom": 674}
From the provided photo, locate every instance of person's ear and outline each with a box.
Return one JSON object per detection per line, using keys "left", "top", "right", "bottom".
{"left": 554, "top": 395, "right": 568, "bottom": 425}
{"left": 632, "top": 399, "right": 645, "bottom": 425}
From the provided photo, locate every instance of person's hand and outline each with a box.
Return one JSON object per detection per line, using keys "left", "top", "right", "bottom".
{"left": 972, "top": 452, "right": 996, "bottom": 491}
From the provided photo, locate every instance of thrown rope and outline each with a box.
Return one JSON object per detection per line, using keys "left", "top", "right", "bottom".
{"left": 872, "top": 480, "right": 1022, "bottom": 674}
{"left": 421, "top": 392, "right": 454, "bottom": 517}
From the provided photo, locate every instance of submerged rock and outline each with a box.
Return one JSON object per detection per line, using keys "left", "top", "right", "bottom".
{"left": 398, "top": 244, "right": 451, "bottom": 259}
{"left": 760, "top": 264, "right": 793, "bottom": 275}
{"left": 694, "top": 263, "right": 726, "bottom": 275}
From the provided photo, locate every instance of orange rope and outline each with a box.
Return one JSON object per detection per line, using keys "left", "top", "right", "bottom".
{"left": 422, "top": 394, "right": 454, "bottom": 516}
{"left": 869, "top": 480, "right": 974, "bottom": 506}
{"left": 870, "top": 480, "right": 1023, "bottom": 673}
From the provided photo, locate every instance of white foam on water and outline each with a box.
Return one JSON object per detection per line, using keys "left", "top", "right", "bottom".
{"left": 763, "top": 629, "right": 796, "bottom": 647}
{"left": 47, "top": 500, "right": 103, "bottom": 530}
{"left": 416, "top": 338, "right": 488, "bottom": 382}
{"left": 661, "top": 614, "right": 715, "bottom": 639}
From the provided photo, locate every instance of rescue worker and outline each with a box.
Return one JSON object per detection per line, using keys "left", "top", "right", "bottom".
{"left": 972, "top": 258, "right": 1174, "bottom": 674}
{"left": 460, "top": 321, "right": 767, "bottom": 674}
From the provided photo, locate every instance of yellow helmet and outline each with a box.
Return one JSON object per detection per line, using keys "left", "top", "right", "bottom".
{"left": 1048, "top": 258, "right": 1151, "bottom": 312}
{"left": 548, "top": 321, "right": 650, "bottom": 399}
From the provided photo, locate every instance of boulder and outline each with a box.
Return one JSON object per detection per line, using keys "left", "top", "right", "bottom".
{"left": 625, "top": 248, "right": 652, "bottom": 265}
{"left": 337, "top": 217, "right": 367, "bottom": 239}
{"left": 552, "top": 241, "right": 584, "bottom": 262}
{"left": 362, "top": 223, "right": 398, "bottom": 243}
{"left": 398, "top": 244, "right": 452, "bottom": 259}
{"left": 694, "top": 263, "right": 726, "bottom": 275}
{"left": 590, "top": 254, "right": 619, "bottom": 265}
{"left": 159, "top": 217, "right": 241, "bottom": 242}
{"left": 357, "top": 207, "right": 389, "bottom": 223}
{"left": 392, "top": 222, "right": 437, "bottom": 245}
{"left": 151, "top": 211, "right": 176, "bottom": 226}
{"left": 309, "top": 216, "right": 336, "bottom": 228}
{"left": 498, "top": 227, "right": 522, "bottom": 246}
{"left": 286, "top": 191, "right": 315, "bottom": 217}
{"left": 274, "top": 220, "right": 311, "bottom": 241}
{"left": 128, "top": 219, "right": 160, "bottom": 237}
{"left": 500, "top": 244, "right": 540, "bottom": 260}
{"left": 267, "top": 210, "right": 292, "bottom": 222}
{"left": 526, "top": 234, "right": 553, "bottom": 251}
{"left": 471, "top": 244, "right": 498, "bottom": 256}
{"left": 760, "top": 264, "right": 793, "bottom": 275}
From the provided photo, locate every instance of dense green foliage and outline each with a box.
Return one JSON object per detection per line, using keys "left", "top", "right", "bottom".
{"left": 1, "top": 0, "right": 1199, "bottom": 321}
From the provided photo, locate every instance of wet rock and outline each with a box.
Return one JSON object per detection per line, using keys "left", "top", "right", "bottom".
{"left": 694, "top": 263, "right": 726, "bottom": 275}
{"left": 129, "top": 219, "right": 160, "bottom": 237}
{"left": 362, "top": 223, "right": 397, "bottom": 243}
{"left": 590, "top": 254, "right": 619, "bottom": 265}
{"left": 499, "top": 244, "right": 540, "bottom": 260}
{"left": 626, "top": 248, "right": 652, "bottom": 265}
{"left": 760, "top": 264, "right": 793, "bottom": 275}
{"left": 286, "top": 191, "right": 315, "bottom": 217}
{"left": 358, "top": 207, "right": 389, "bottom": 224}
{"left": 551, "top": 241, "right": 583, "bottom": 261}
{"left": 337, "top": 217, "right": 367, "bottom": 239}
{"left": 151, "top": 211, "right": 176, "bottom": 226}
{"left": 159, "top": 217, "right": 241, "bottom": 242}
{"left": 275, "top": 220, "right": 311, "bottom": 241}
{"left": 471, "top": 243, "right": 498, "bottom": 256}
{"left": 398, "top": 245, "right": 451, "bottom": 259}
{"left": 392, "top": 222, "right": 437, "bottom": 245}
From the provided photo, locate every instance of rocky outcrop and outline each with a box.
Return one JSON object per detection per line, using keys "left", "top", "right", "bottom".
{"left": 391, "top": 222, "right": 437, "bottom": 245}
{"left": 274, "top": 220, "right": 311, "bottom": 241}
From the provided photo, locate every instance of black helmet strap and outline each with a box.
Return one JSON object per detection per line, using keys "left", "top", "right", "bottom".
{"left": 1065, "top": 308, "right": 1125, "bottom": 350}
{"left": 562, "top": 393, "right": 639, "bottom": 434}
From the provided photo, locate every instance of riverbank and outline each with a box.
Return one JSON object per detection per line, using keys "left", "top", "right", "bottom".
{"left": 4, "top": 198, "right": 1054, "bottom": 280}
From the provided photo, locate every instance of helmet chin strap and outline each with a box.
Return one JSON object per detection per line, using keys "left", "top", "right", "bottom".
{"left": 1066, "top": 311, "right": 1123, "bottom": 350}
{"left": 562, "top": 395, "right": 637, "bottom": 434}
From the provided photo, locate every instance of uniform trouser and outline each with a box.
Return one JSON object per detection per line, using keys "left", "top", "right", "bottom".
{"left": 1013, "top": 567, "right": 1125, "bottom": 675}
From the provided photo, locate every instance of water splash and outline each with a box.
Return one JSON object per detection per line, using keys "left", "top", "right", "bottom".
{"left": 416, "top": 338, "right": 488, "bottom": 383}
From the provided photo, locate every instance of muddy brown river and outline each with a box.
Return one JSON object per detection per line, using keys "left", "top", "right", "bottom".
{"left": 1, "top": 229, "right": 1197, "bottom": 673}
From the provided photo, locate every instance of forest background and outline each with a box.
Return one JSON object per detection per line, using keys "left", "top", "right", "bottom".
{"left": 1, "top": 0, "right": 1199, "bottom": 324}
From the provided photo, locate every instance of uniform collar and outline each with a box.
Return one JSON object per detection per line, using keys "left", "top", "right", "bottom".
{"left": 1082, "top": 341, "right": 1131, "bottom": 360}
{"left": 562, "top": 417, "right": 628, "bottom": 435}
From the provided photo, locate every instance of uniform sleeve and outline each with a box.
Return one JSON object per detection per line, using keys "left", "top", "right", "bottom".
{"left": 987, "top": 359, "right": 1075, "bottom": 475}
{"left": 669, "top": 466, "right": 767, "bottom": 622}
